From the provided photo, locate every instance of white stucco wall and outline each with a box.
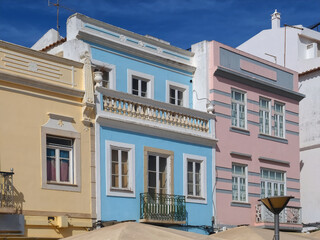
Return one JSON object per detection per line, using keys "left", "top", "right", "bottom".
{"left": 300, "top": 147, "right": 320, "bottom": 224}
{"left": 191, "top": 41, "right": 209, "bottom": 112}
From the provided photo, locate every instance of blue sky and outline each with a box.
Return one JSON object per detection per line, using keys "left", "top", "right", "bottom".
{"left": 1, "top": 0, "right": 320, "bottom": 50}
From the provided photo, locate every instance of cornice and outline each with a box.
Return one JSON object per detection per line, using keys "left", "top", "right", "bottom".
{"left": 70, "top": 13, "right": 194, "bottom": 57}
{"left": 0, "top": 72, "right": 84, "bottom": 99}
{"left": 214, "top": 66, "right": 305, "bottom": 101}
{"left": 77, "top": 30, "right": 196, "bottom": 73}
{"left": 0, "top": 40, "right": 83, "bottom": 68}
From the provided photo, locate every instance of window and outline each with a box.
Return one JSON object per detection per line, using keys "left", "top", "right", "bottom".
{"left": 260, "top": 169, "right": 285, "bottom": 198}
{"left": 232, "top": 164, "right": 247, "bottom": 202}
{"left": 259, "top": 98, "right": 271, "bottom": 134}
{"left": 144, "top": 147, "right": 173, "bottom": 196}
{"left": 148, "top": 154, "right": 169, "bottom": 195}
{"left": 231, "top": 90, "right": 246, "bottom": 129}
{"left": 127, "top": 70, "right": 154, "bottom": 99}
{"left": 41, "top": 113, "right": 81, "bottom": 192}
{"left": 132, "top": 77, "right": 148, "bottom": 97}
{"left": 106, "top": 141, "right": 135, "bottom": 197}
{"left": 92, "top": 59, "right": 116, "bottom": 90}
{"left": 183, "top": 154, "right": 207, "bottom": 204}
{"left": 274, "top": 102, "right": 285, "bottom": 138}
{"left": 170, "top": 87, "right": 183, "bottom": 106}
{"left": 46, "top": 135, "right": 74, "bottom": 183}
{"left": 166, "top": 81, "right": 189, "bottom": 107}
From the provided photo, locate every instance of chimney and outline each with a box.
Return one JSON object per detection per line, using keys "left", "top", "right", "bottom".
{"left": 271, "top": 9, "right": 281, "bottom": 29}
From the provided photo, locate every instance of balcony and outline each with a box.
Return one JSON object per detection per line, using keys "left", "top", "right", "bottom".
{"left": 96, "top": 87, "right": 217, "bottom": 146}
{"left": 0, "top": 171, "right": 15, "bottom": 213}
{"left": 256, "top": 204, "right": 302, "bottom": 225}
{"left": 140, "top": 193, "right": 186, "bottom": 224}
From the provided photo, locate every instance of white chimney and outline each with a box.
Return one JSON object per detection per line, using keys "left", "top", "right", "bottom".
{"left": 271, "top": 9, "right": 281, "bottom": 29}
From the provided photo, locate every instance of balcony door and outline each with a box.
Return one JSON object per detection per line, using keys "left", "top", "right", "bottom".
{"left": 144, "top": 147, "right": 174, "bottom": 196}
{"left": 148, "top": 154, "right": 169, "bottom": 196}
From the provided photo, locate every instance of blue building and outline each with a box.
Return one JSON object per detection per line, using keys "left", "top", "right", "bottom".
{"left": 38, "top": 13, "right": 217, "bottom": 234}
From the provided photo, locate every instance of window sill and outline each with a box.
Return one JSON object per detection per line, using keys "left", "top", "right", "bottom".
{"left": 186, "top": 195, "right": 207, "bottom": 204}
{"left": 107, "top": 188, "right": 135, "bottom": 198}
{"left": 258, "top": 133, "right": 288, "bottom": 144}
{"left": 230, "top": 201, "right": 251, "bottom": 208}
{"left": 47, "top": 181, "right": 78, "bottom": 187}
{"left": 230, "top": 127, "right": 250, "bottom": 136}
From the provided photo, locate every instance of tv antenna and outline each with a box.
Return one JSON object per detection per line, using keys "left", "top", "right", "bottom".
{"left": 48, "top": 0, "right": 76, "bottom": 36}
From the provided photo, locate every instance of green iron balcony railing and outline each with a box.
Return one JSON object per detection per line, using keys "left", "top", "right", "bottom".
{"left": 140, "top": 193, "right": 186, "bottom": 224}
{"left": 0, "top": 171, "right": 14, "bottom": 209}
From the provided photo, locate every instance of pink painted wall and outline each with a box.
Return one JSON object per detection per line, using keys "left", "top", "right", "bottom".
{"left": 209, "top": 41, "right": 301, "bottom": 227}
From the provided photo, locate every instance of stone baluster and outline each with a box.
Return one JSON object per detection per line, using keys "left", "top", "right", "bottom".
{"left": 117, "top": 99, "right": 122, "bottom": 114}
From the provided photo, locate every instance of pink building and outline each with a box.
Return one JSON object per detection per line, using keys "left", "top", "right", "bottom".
{"left": 192, "top": 41, "right": 304, "bottom": 231}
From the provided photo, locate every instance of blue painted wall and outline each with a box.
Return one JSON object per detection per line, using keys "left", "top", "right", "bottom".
{"left": 90, "top": 43, "right": 194, "bottom": 108}
{"left": 99, "top": 126, "right": 213, "bottom": 234}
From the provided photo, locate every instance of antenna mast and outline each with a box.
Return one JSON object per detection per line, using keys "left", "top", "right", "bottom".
{"left": 48, "top": 0, "right": 76, "bottom": 38}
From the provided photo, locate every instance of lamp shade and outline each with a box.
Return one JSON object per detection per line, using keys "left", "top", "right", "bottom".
{"left": 259, "top": 196, "right": 294, "bottom": 214}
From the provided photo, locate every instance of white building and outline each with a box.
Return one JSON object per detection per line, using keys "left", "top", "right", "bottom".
{"left": 238, "top": 10, "right": 320, "bottom": 225}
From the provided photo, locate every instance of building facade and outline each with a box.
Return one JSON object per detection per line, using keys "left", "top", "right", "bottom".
{"left": 34, "top": 13, "right": 217, "bottom": 235}
{"left": 0, "top": 40, "right": 95, "bottom": 238}
{"left": 192, "top": 40, "right": 304, "bottom": 231}
{"left": 238, "top": 10, "right": 320, "bottom": 225}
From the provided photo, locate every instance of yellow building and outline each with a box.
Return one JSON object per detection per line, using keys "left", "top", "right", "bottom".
{"left": 0, "top": 40, "right": 95, "bottom": 239}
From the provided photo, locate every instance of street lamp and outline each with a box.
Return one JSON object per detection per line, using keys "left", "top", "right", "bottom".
{"left": 259, "top": 196, "right": 294, "bottom": 240}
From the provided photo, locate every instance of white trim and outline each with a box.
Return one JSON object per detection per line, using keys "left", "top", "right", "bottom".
{"left": 105, "top": 141, "right": 135, "bottom": 198}
{"left": 274, "top": 101, "right": 286, "bottom": 139}
{"left": 231, "top": 88, "right": 247, "bottom": 130}
{"left": 166, "top": 80, "right": 189, "bottom": 107}
{"left": 92, "top": 59, "right": 116, "bottom": 90}
{"left": 231, "top": 163, "right": 248, "bottom": 203}
{"left": 259, "top": 97, "right": 272, "bottom": 135}
{"left": 127, "top": 69, "right": 154, "bottom": 99}
{"left": 95, "top": 120, "right": 101, "bottom": 221}
{"left": 183, "top": 153, "right": 207, "bottom": 204}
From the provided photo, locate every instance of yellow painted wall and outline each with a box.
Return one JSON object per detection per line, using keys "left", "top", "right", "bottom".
{"left": 0, "top": 41, "right": 94, "bottom": 239}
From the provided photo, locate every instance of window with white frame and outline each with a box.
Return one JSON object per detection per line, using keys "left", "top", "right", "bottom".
{"left": 132, "top": 77, "right": 148, "bottom": 97}
{"left": 46, "top": 135, "right": 74, "bottom": 183}
{"left": 170, "top": 87, "right": 183, "bottom": 106}
{"left": 166, "top": 81, "right": 189, "bottom": 107}
{"left": 106, "top": 141, "right": 135, "bottom": 197}
{"left": 260, "top": 169, "right": 285, "bottom": 198}
{"left": 41, "top": 113, "right": 81, "bottom": 192}
{"left": 127, "top": 69, "right": 154, "bottom": 99}
{"left": 274, "top": 102, "right": 285, "bottom": 138}
{"left": 183, "top": 154, "right": 207, "bottom": 204}
{"left": 231, "top": 90, "right": 246, "bottom": 129}
{"left": 259, "top": 98, "right": 271, "bottom": 134}
{"left": 232, "top": 164, "right": 247, "bottom": 202}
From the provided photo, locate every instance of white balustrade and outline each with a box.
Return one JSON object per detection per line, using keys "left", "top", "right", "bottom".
{"left": 102, "top": 94, "right": 211, "bottom": 133}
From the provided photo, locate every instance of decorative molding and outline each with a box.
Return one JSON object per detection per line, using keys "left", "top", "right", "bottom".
{"left": 0, "top": 72, "right": 84, "bottom": 99}
{"left": 258, "top": 156, "right": 290, "bottom": 166}
{"left": 0, "top": 48, "right": 77, "bottom": 87}
{"left": 0, "top": 40, "right": 83, "bottom": 68}
{"left": 78, "top": 29, "right": 196, "bottom": 73}
{"left": 230, "top": 127, "right": 250, "bottom": 136}
{"left": 231, "top": 202, "right": 251, "bottom": 208}
{"left": 214, "top": 66, "right": 305, "bottom": 101}
{"left": 230, "top": 151, "right": 252, "bottom": 159}
{"left": 258, "top": 134, "right": 288, "bottom": 144}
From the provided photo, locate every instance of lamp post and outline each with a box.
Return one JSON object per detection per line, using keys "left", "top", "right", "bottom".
{"left": 259, "top": 196, "right": 294, "bottom": 240}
